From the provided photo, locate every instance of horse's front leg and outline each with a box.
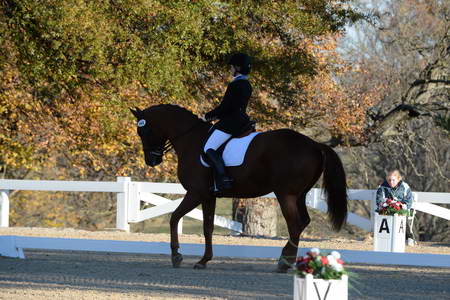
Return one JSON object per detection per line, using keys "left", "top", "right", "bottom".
{"left": 194, "top": 194, "right": 216, "bottom": 269}
{"left": 169, "top": 191, "right": 201, "bottom": 268}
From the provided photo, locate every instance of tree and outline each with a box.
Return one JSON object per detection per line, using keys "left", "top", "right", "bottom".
{"left": 339, "top": 0, "right": 449, "bottom": 241}
{"left": 1, "top": 0, "right": 365, "bottom": 229}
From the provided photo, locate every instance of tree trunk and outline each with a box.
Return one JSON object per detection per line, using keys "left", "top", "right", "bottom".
{"left": 232, "top": 198, "right": 278, "bottom": 237}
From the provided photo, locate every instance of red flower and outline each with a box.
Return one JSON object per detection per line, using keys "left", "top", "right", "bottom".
{"left": 296, "top": 262, "right": 307, "bottom": 271}
{"left": 295, "top": 251, "right": 346, "bottom": 280}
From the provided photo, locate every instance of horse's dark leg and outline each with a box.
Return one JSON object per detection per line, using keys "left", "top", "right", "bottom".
{"left": 297, "top": 192, "right": 311, "bottom": 235}
{"left": 169, "top": 191, "right": 201, "bottom": 268}
{"left": 276, "top": 193, "right": 303, "bottom": 273}
{"left": 194, "top": 194, "right": 216, "bottom": 269}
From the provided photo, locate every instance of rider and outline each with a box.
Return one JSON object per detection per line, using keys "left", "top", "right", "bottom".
{"left": 203, "top": 52, "right": 253, "bottom": 192}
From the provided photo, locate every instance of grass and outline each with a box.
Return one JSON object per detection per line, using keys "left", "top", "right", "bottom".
{"left": 130, "top": 198, "right": 234, "bottom": 235}
{"left": 130, "top": 197, "right": 368, "bottom": 241}
{"left": 131, "top": 198, "right": 289, "bottom": 236}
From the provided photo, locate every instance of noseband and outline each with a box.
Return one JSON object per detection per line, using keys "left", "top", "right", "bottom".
{"left": 144, "top": 142, "right": 172, "bottom": 157}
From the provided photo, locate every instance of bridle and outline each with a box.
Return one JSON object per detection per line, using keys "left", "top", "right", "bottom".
{"left": 146, "top": 118, "right": 208, "bottom": 157}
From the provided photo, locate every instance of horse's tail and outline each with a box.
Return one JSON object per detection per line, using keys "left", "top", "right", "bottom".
{"left": 320, "top": 144, "right": 348, "bottom": 231}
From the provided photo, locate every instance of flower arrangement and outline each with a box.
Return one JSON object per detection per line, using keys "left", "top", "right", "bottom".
{"left": 377, "top": 198, "right": 409, "bottom": 216}
{"left": 294, "top": 248, "right": 347, "bottom": 280}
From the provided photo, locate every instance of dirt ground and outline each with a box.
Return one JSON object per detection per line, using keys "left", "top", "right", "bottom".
{"left": 1, "top": 226, "right": 449, "bottom": 255}
{"left": 1, "top": 227, "right": 450, "bottom": 299}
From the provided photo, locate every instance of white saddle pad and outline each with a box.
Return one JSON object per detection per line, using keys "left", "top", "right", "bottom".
{"left": 201, "top": 132, "right": 260, "bottom": 167}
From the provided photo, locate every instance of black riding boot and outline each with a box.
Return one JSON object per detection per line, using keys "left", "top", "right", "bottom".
{"left": 205, "top": 149, "right": 233, "bottom": 192}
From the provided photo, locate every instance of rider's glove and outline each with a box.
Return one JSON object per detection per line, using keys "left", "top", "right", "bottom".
{"left": 204, "top": 112, "right": 216, "bottom": 122}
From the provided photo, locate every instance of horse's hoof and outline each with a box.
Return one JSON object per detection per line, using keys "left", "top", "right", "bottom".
{"left": 171, "top": 253, "right": 183, "bottom": 268}
{"left": 276, "top": 259, "right": 292, "bottom": 273}
{"left": 276, "top": 265, "right": 289, "bottom": 273}
{"left": 193, "top": 263, "right": 207, "bottom": 270}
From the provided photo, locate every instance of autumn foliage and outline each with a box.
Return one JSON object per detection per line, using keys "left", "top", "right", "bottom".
{"left": 0, "top": 0, "right": 367, "bottom": 228}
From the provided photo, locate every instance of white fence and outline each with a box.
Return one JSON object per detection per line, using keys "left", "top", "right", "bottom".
{"left": 1, "top": 177, "right": 449, "bottom": 232}
{"left": 1, "top": 235, "right": 450, "bottom": 268}
{"left": 1, "top": 177, "right": 450, "bottom": 267}
{"left": 0, "top": 177, "right": 242, "bottom": 233}
{"left": 0, "top": 177, "right": 450, "bottom": 232}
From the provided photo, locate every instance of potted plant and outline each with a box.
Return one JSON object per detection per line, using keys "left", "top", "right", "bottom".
{"left": 376, "top": 199, "right": 409, "bottom": 216}
{"left": 374, "top": 199, "right": 408, "bottom": 252}
{"left": 293, "top": 248, "right": 348, "bottom": 300}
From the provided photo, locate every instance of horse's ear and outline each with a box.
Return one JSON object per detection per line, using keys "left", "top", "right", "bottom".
{"left": 130, "top": 107, "right": 141, "bottom": 119}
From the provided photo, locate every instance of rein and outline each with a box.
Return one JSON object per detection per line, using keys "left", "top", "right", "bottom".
{"left": 160, "top": 119, "right": 208, "bottom": 155}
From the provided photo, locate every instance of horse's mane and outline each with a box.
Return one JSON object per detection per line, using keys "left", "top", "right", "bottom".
{"left": 146, "top": 104, "right": 202, "bottom": 121}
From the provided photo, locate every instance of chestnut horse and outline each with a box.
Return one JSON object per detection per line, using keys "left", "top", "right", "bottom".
{"left": 131, "top": 104, "right": 348, "bottom": 272}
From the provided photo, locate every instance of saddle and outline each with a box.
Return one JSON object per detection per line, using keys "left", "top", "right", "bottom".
{"left": 216, "top": 120, "right": 256, "bottom": 155}
{"left": 200, "top": 120, "right": 257, "bottom": 167}
{"left": 234, "top": 121, "right": 256, "bottom": 138}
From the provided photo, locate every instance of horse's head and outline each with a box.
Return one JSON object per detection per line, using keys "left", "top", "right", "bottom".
{"left": 130, "top": 107, "right": 167, "bottom": 167}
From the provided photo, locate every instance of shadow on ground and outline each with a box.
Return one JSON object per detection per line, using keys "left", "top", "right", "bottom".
{"left": 0, "top": 250, "right": 449, "bottom": 299}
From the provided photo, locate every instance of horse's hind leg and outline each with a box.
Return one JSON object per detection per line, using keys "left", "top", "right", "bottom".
{"left": 169, "top": 191, "right": 201, "bottom": 268}
{"left": 276, "top": 192, "right": 310, "bottom": 273}
{"left": 194, "top": 194, "right": 216, "bottom": 269}
{"left": 297, "top": 192, "right": 311, "bottom": 235}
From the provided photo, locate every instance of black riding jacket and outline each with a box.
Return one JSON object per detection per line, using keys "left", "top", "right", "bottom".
{"left": 205, "top": 75, "right": 252, "bottom": 135}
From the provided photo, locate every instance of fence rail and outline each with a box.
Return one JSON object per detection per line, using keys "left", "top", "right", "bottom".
{"left": 1, "top": 235, "right": 449, "bottom": 268}
{"left": 1, "top": 178, "right": 450, "bottom": 268}
{"left": 1, "top": 177, "right": 449, "bottom": 233}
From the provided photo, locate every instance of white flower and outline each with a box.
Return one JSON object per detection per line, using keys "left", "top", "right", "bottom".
{"left": 327, "top": 255, "right": 337, "bottom": 266}
{"left": 332, "top": 263, "right": 344, "bottom": 272}
{"left": 382, "top": 202, "right": 388, "bottom": 207}
{"left": 330, "top": 251, "right": 341, "bottom": 259}
{"left": 402, "top": 204, "right": 407, "bottom": 209}
{"left": 310, "top": 248, "right": 320, "bottom": 255}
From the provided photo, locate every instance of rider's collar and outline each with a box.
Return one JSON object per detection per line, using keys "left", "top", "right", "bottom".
{"left": 232, "top": 74, "right": 248, "bottom": 81}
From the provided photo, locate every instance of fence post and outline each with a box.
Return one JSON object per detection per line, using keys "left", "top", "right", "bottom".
{"left": 178, "top": 217, "right": 183, "bottom": 235}
{"left": 306, "top": 188, "right": 320, "bottom": 209}
{"left": 370, "top": 190, "right": 376, "bottom": 232}
{"left": 127, "top": 181, "right": 140, "bottom": 223}
{"left": 305, "top": 189, "right": 315, "bottom": 208}
{"left": 0, "top": 190, "right": 9, "bottom": 227}
{"left": 116, "top": 177, "right": 130, "bottom": 232}
{"left": 411, "top": 192, "right": 418, "bottom": 209}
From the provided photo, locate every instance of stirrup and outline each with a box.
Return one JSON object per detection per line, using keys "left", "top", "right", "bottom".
{"left": 219, "top": 177, "right": 233, "bottom": 190}
{"left": 211, "top": 177, "right": 233, "bottom": 193}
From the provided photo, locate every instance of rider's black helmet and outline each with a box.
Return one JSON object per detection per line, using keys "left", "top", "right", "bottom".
{"left": 228, "top": 52, "right": 251, "bottom": 75}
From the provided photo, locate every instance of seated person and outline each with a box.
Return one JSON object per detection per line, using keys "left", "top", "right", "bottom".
{"left": 376, "top": 170, "right": 413, "bottom": 209}
{"left": 376, "top": 169, "right": 415, "bottom": 242}
{"left": 203, "top": 53, "right": 253, "bottom": 193}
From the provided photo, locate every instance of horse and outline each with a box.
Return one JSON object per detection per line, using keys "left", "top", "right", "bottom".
{"left": 130, "top": 104, "right": 348, "bottom": 272}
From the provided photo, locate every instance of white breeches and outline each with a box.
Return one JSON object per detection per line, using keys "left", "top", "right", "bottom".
{"left": 204, "top": 129, "right": 232, "bottom": 152}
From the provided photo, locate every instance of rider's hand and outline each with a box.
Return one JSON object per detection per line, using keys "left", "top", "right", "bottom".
{"left": 204, "top": 113, "right": 216, "bottom": 122}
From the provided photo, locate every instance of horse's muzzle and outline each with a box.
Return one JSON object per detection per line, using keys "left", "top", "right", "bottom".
{"left": 145, "top": 153, "right": 163, "bottom": 167}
